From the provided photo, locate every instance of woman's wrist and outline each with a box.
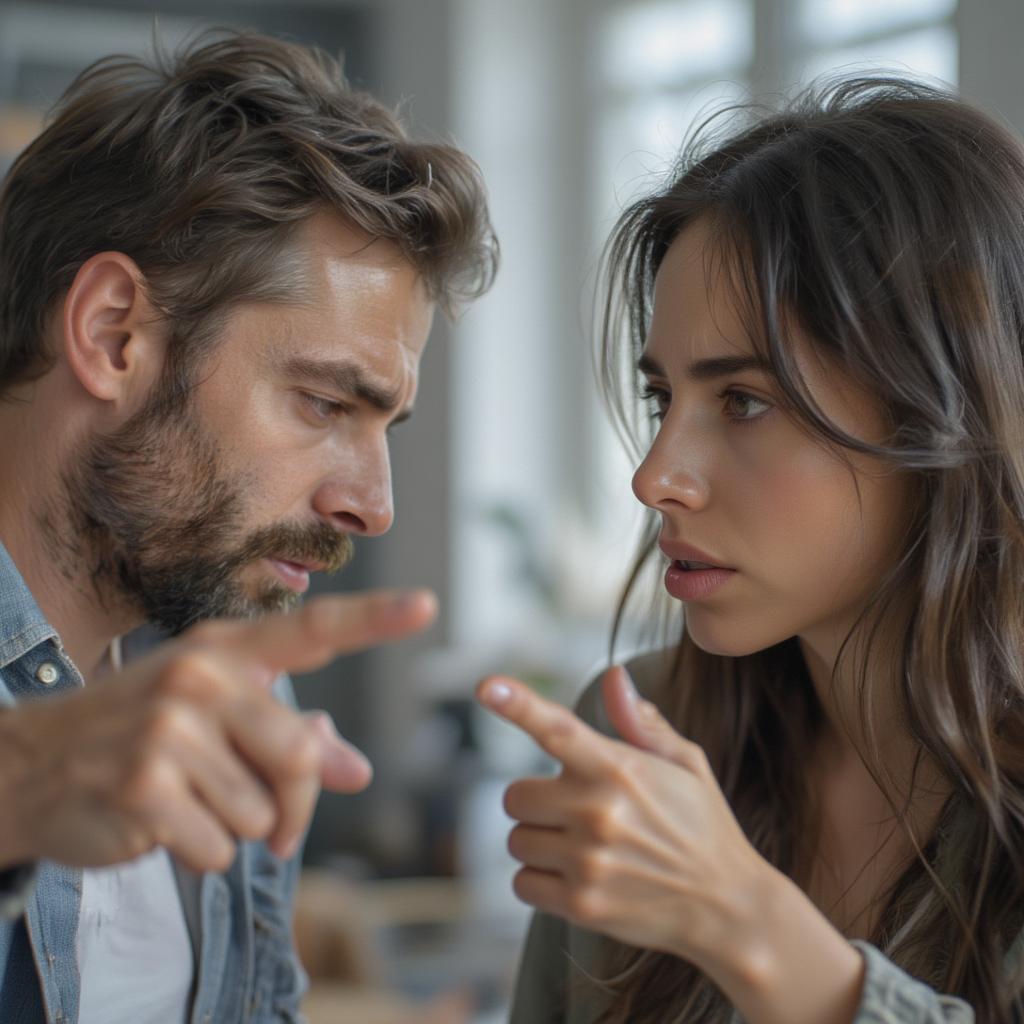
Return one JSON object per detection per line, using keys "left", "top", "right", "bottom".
{"left": 682, "top": 856, "right": 788, "bottom": 986}
{"left": 694, "top": 861, "right": 865, "bottom": 1024}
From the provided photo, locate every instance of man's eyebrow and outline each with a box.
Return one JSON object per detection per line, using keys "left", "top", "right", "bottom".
{"left": 282, "top": 356, "right": 406, "bottom": 414}
{"left": 637, "top": 352, "right": 773, "bottom": 381}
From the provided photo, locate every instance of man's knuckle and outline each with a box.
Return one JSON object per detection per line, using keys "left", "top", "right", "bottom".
{"left": 121, "top": 828, "right": 154, "bottom": 861}
{"left": 158, "top": 651, "right": 218, "bottom": 699}
{"left": 208, "top": 839, "right": 238, "bottom": 873}
{"left": 151, "top": 697, "right": 205, "bottom": 747}
{"left": 120, "top": 756, "right": 173, "bottom": 815}
{"left": 282, "top": 728, "right": 321, "bottom": 778}
{"left": 237, "top": 799, "right": 275, "bottom": 840}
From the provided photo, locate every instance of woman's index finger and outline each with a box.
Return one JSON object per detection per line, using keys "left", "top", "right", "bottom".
{"left": 475, "top": 677, "right": 612, "bottom": 777}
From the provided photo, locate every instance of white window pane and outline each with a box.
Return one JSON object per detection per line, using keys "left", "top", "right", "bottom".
{"left": 800, "top": 0, "right": 957, "bottom": 46}
{"left": 601, "top": 0, "right": 753, "bottom": 91}
{"left": 594, "top": 82, "right": 748, "bottom": 227}
{"left": 799, "top": 25, "right": 958, "bottom": 88}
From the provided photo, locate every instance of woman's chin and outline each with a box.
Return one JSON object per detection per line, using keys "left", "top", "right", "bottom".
{"left": 684, "top": 612, "right": 789, "bottom": 659}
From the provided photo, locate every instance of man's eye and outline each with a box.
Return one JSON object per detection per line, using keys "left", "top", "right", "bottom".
{"left": 302, "top": 393, "right": 345, "bottom": 419}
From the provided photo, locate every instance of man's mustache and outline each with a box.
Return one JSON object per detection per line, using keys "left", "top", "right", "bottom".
{"left": 236, "top": 522, "right": 355, "bottom": 575}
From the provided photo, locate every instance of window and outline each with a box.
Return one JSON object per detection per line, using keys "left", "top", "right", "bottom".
{"left": 797, "top": 0, "right": 957, "bottom": 82}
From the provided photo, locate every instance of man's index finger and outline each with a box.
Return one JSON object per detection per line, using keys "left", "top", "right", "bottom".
{"left": 213, "top": 589, "right": 437, "bottom": 677}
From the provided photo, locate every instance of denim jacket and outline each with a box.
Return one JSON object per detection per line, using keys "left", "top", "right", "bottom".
{"left": 0, "top": 541, "right": 308, "bottom": 1023}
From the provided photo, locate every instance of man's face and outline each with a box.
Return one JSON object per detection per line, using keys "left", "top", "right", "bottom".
{"left": 63, "top": 214, "right": 433, "bottom": 634}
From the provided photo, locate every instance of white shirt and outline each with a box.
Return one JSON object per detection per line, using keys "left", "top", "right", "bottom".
{"left": 76, "top": 847, "right": 194, "bottom": 1024}
{"left": 76, "top": 636, "right": 194, "bottom": 1024}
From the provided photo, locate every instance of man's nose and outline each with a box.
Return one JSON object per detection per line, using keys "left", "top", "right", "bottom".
{"left": 631, "top": 429, "right": 711, "bottom": 514}
{"left": 313, "top": 452, "right": 394, "bottom": 538}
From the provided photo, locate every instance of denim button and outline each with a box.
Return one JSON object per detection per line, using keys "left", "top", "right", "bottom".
{"left": 35, "top": 662, "right": 59, "bottom": 686}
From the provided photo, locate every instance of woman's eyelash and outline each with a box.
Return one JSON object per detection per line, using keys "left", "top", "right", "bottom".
{"left": 638, "top": 384, "right": 772, "bottom": 424}
{"left": 719, "top": 388, "right": 771, "bottom": 423}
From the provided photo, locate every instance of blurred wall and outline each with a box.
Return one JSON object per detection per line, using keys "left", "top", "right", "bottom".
{"left": 958, "top": 0, "right": 1024, "bottom": 134}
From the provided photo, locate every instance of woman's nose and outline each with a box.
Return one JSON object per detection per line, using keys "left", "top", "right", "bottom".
{"left": 631, "top": 431, "right": 711, "bottom": 514}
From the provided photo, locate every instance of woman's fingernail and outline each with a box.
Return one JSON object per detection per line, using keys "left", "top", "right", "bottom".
{"left": 482, "top": 679, "right": 513, "bottom": 707}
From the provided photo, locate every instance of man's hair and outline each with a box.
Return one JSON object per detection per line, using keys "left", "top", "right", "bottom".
{"left": 0, "top": 30, "right": 498, "bottom": 392}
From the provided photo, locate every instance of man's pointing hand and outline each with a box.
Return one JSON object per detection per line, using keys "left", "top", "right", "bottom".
{"left": 0, "top": 589, "right": 437, "bottom": 873}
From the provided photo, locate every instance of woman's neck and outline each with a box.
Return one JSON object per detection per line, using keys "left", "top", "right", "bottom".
{"left": 798, "top": 619, "right": 909, "bottom": 789}
{"left": 796, "top": 619, "right": 951, "bottom": 935}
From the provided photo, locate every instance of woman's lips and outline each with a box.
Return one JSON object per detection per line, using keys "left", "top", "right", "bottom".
{"left": 663, "top": 561, "right": 736, "bottom": 601}
{"left": 267, "top": 558, "right": 312, "bottom": 594}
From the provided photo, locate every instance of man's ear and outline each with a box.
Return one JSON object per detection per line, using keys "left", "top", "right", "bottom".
{"left": 61, "top": 252, "right": 165, "bottom": 406}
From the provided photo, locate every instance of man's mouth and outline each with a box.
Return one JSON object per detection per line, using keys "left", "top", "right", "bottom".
{"left": 266, "top": 558, "right": 318, "bottom": 593}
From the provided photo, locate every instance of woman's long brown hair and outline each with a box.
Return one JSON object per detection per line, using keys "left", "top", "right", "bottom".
{"left": 596, "top": 78, "right": 1024, "bottom": 1023}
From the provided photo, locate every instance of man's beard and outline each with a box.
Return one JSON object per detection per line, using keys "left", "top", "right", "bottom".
{"left": 51, "top": 384, "right": 353, "bottom": 636}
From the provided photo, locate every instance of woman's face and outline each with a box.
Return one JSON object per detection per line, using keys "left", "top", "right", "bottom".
{"left": 632, "top": 220, "right": 913, "bottom": 660}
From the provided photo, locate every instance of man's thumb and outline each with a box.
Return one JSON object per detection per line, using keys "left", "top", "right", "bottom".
{"left": 304, "top": 711, "right": 374, "bottom": 793}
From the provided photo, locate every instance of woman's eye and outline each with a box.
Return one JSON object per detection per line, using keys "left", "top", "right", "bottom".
{"left": 639, "top": 385, "right": 670, "bottom": 421}
{"left": 302, "top": 392, "right": 345, "bottom": 420}
{"left": 721, "top": 389, "right": 771, "bottom": 422}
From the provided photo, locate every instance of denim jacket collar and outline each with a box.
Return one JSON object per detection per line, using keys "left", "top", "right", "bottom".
{"left": 0, "top": 541, "right": 57, "bottom": 670}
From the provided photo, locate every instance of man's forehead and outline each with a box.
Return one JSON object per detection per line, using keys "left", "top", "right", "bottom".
{"left": 272, "top": 314, "right": 425, "bottom": 377}
{"left": 292, "top": 218, "right": 432, "bottom": 338}
{"left": 298, "top": 211, "right": 411, "bottom": 275}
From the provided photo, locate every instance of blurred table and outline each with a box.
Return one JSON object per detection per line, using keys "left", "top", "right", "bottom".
{"left": 295, "top": 870, "right": 525, "bottom": 1023}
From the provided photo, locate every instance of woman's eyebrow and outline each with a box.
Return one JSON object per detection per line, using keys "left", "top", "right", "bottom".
{"left": 637, "top": 352, "right": 772, "bottom": 381}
